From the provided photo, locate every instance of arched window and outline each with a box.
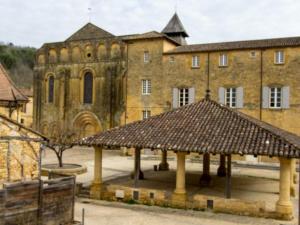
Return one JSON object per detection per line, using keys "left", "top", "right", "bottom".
{"left": 48, "top": 76, "right": 54, "bottom": 103}
{"left": 83, "top": 72, "right": 93, "bottom": 104}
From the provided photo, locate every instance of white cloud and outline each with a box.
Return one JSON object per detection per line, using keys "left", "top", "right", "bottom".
{"left": 0, "top": 0, "right": 299, "bottom": 47}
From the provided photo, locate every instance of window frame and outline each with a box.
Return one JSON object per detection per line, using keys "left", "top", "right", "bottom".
{"left": 219, "top": 53, "right": 228, "bottom": 67}
{"left": 225, "top": 87, "right": 237, "bottom": 108}
{"left": 142, "top": 79, "right": 151, "bottom": 95}
{"left": 48, "top": 75, "right": 55, "bottom": 103}
{"left": 178, "top": 88, "right": 189, "bottom": 107}
{"left": 191, "top": 55, "right": 200, "bottom": 68}
{"left": 274, "top": 51, "right": 285, "bottom": 64}
{"left": 144, "top": 51, "right": 150, "bottom": 63}
{"left": 142, "top": 110, "right": 151, "bottom": 120}
{"left": 269, "top": 87, "right": 282, "bottom": 109}
{"left": 83, "top": 72, "right": 94, "bottom": 104}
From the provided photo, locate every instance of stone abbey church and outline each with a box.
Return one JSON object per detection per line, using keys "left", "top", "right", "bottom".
{"left": 33, "top": 13, "right": 300, "bottom": 152}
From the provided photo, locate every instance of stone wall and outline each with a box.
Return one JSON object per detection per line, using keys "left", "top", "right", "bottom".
{"left": 0, "top": 116, "right": 40, "bottom": 183}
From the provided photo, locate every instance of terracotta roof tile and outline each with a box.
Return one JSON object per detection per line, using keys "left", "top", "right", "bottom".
{"left": 0, "top": 64, "right": 28, "bottom": 105}
{"left": 79, "top": 99, "right": 300, "bottom": 158}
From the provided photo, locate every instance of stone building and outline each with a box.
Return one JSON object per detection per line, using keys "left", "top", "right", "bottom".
{"left": 0, "top": 114, "right": 46, "bottom": 185}
{"left": 19, "top": 88, "right": 34, "bottom": 127}
{"left": 34, "top": 13, "right": 300, "bottom": 158}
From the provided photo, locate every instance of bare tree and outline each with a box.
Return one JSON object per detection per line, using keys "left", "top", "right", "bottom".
{"left": 46, "top": 131, "right": 77, "bottom": 168}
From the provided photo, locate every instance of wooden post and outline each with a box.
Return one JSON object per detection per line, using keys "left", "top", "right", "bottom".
{"left": 200, "top": 153, "right": 211, "bottom": 186}
{"left": 134, "top": 148, "right": 141, "bottom": 188}
{"left": 225, "top": 154, "right": 232, "bottom": 199}
{"left": 159, "top": 150, "right": 169, "bottom": 171}
{"left": 217, "top": 154, "right": 226, "bottom": 177}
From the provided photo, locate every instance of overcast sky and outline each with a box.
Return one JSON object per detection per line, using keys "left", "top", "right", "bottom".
{"left": 1, "top": 0, "right": 300, "bottom": 48}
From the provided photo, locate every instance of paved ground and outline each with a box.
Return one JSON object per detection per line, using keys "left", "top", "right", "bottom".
{"left": 42, "top": 147, "right": 299, "bottom": 225}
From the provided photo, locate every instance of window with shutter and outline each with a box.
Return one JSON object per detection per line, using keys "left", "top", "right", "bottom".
{"left": 178, "top": 88, "right": 189, "bottom": 107}
{"left": 225, "top": 88, "right": 237, "bottom": 108}
{"left": 83, "top": 72, "right": 93, "bottom": 104}
{"left": 48, "top": 76, "right": 54, "bottom": 103}
{"left": 144, "top": 51, "right": 149, "bottom": 63}
{"left": 142, "top": 110, "right": 151, "bottom": 119}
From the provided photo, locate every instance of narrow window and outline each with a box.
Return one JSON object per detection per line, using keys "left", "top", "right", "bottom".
{"left": 142, "top": 80, "right": 151, "bottom": 95}
{"left": 144, "top": 51, "right": 149, "bottom": 63}
{"left": 219, "top": 53, "right": 228, "bottom": 67}
{"left": 275, "top": 51, "right": 284, "bottom": 64}
{"left": 225, "top": 88, "right": 237, "bottom": 108}
{"left": 142, "top": 110, "right": 151, "bottom": 120}
{"left": 169, "top": 56, "right": 175, "bottom": 63}
{"left": 270, "top": 87, "right": 282, "bottom": 108}
{"left": 178, "top": 88, "right": 189, "bottom": 107}
{"left": 192, "top": 56, "right": 200, "bottom": 68}
{"left": 83, "top": 72, "right": 93, "bottom": 104}
{"left": 48, "top": 76, "right": 54, "bottom": 103}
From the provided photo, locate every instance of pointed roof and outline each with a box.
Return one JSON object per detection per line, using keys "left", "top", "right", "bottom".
{"left": 79, "top": 98, "right": 300, "bottom": 158}
{"left": 162, "top": 13, "right": 189, "bottom": 37}
{"left": 66, "top": 23, "right": 114, "bottom": 41}
{"left": 0, "top": 64, "right": 28, "bottom": 106}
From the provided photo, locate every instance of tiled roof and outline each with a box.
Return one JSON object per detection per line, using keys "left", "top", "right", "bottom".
{"left": 0, "top": 64, "right": 28, "bottom": 105}
{"left": 66, "top": 22, "right": 114, "bottom": 41}
{"left": 162, "top": 13, "right": 189, "bottom": 37}
{"left": 166, "top": 36, "right": 300, "bottom": 54}
{"left": 79, "top": 99, "right": 300, "bottom": 158}
{"left": 19, "top": 88, "right": 33, "bottom": 97}
{"left": 122, "top": 31, "right": 181, "bottom": 45}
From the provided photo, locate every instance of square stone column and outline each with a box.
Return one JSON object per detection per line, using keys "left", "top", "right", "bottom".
{"left": 276, "top": 157, "right": 293, "bottom": 217}
{"left": 90, "top": 146, "right": 103, "bottom": 199}
{"left": 172, "top": 152, "right": 188, "bottom": 204}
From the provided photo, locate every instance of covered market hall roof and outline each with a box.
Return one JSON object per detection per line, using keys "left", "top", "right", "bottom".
{"left": 79, "top": 98, "right": 300, "bottom": 158}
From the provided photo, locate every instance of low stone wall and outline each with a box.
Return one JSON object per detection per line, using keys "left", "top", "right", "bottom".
{"left": 97, "top": 184, "right": 291, "bottom": 220}
{"left": 193, "top": 194, "right": 265, "bottom": 217}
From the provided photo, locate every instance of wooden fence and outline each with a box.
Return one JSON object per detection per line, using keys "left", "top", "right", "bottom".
{"left": 0, "top": 176, "right": 76, "bottom": 225}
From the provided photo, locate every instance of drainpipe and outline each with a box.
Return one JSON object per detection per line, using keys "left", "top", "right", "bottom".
{"left": 259, "top": 49, "right": 264, "bottom": 120}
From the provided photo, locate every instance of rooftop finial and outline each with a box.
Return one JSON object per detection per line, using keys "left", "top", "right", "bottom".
{"left": 205, "top": 89, "right": 211, "bottom": 100}
{"left": 88, "top": 7, "right": 92, "bottom": 22}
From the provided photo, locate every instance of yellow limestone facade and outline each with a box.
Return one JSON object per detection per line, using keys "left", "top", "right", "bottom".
{"left": 0, "top": 115, "right": 43, "bottom": 185}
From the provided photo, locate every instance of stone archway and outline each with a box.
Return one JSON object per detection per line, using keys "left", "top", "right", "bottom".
{"left": 73, "top": 111, "right": 102, "bottom": 139}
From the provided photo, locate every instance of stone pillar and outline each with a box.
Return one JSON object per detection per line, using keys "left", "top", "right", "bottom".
{"left": 200, "top": 153, "right": 211, "bottom": 186}
{"left": 276, "top": 157, "right": 293, "bottom": 217}
{"left": 217, "top": 155, "right": 226, "bottom": 177}
{"left": 159, "top": 150, "right": 169, "bottom": 171}
{"left": 172, "top": 152, "right": 187, "bottom": 203}
{"left": 90, "top": 146, "right": 103, "bottom": 199}
{"left": 290, "top": 159, "right": 296, "bottom": 197}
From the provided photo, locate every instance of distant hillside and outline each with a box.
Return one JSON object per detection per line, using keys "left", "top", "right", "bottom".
{"left": 0, "top": 42, "right": 36, "bottom": 88}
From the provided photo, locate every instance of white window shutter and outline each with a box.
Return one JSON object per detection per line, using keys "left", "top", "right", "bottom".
{"left": 188, "top": 87, "right": 195, "bottom": 104}
{"left": 236, "top": 87, "right": 244, "bottom": 108}
{"left": 262, "top": 86, "right": 269, "bottom": 108}
{"left": 172, "top": 88, "right": 179, "bottom": 108}
{"left": 218, "top": 87, "right": 225, "bottom": 104}
{"left": 282, "top": 86, "right": 290, "bottom": 109}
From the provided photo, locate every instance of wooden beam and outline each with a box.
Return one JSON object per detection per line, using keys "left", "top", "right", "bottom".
{"left": 225, "top": 154, "right": 232, "bottom": 199}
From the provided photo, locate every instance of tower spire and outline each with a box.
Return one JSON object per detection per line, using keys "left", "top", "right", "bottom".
{"left": 161, "top": 13, "right": 189, "bottom": 45}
